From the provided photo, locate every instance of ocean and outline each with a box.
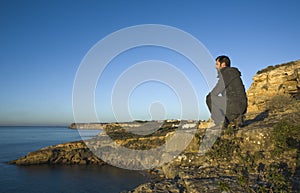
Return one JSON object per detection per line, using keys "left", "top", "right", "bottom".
{"left": 0, "top": 126, "right": 149, "bottom": 193}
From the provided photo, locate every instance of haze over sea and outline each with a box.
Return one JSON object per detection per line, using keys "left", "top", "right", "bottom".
{"left": 0, "top": 126, "right": 149, "bottom": 193}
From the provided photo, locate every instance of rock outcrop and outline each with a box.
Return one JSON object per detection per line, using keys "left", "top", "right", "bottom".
{"left": 10, "top": 120, "right": 198, "bottom": 167}
{"left": 247, "top": 60, "right": 300, "bottom": 112}
{"left": 127, "top": 99, "right": 300, "bottom": 192}
{"left": 9, "top": 141, "right": 104, "bottom": 165}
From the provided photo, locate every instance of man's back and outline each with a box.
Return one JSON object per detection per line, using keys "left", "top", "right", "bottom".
{"left": 219, "top": 67, "right": 247, "bottom": 121}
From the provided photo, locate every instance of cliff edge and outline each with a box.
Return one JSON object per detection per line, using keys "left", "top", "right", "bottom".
{"left": 247, "top": 59, "right": 300, "bottom": 112}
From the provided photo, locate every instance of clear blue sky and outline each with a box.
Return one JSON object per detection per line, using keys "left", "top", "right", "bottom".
{"left": 0, "top": 0, "right": 299, "bottom": 126}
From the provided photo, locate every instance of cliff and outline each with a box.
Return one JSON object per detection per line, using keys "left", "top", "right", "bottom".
{"left": 247, "top": 59, "right": 300, "bottom": 112}
{"left": 9, "top": 60, "right": 300, "bottom": 192}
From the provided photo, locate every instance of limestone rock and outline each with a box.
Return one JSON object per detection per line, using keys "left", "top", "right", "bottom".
{"left": 247, "top": 60, "right": 300, "bottom": 112}
{"left": 9, "top": 141, "right": 104, "bottom": 165}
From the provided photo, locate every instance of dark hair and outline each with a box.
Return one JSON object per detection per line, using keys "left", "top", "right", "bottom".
{"left": 216, "top": 55, "right": 231, "bottom": 67}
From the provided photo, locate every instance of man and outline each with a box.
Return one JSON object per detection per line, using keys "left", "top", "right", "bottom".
{"left": 206, "top": 55, "right": 247, "bottom": 128}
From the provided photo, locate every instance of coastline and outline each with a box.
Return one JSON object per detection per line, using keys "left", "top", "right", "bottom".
{"left": 9, "top": 108, "right": 300, "bottom": 192}
{"left": 9, "top": 60, "right": 300, "bottom": 192}
{"left": 69, "top": 123, "right": 104, "bottom": 130}
{"left": 0, "top": 126, "right": 150, "bottom": 193}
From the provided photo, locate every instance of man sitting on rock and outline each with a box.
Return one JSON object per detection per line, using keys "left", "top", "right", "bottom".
{"left": 206, "top": 55, "right": 248, "bottom": 129}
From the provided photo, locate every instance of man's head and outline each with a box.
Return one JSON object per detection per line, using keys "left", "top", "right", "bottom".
{"left": 215, "top": 55, "right": 231, "bottom": 70}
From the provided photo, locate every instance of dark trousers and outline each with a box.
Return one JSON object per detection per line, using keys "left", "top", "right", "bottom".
{"left": 206, "top": 94, "right": 247, "bottom": 126}
{"left": 206, "top": 94, "right": 227, "bottom": 125}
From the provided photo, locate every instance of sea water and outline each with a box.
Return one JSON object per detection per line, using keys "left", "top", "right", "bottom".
{"left": 0, "top": 127, "right": 149, "bottom": 193}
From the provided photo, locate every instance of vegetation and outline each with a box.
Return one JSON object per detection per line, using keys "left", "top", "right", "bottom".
{"left": 271, "top": 120, "right": 300, "bottom": 156}
{"left": 256, "top": 61, "right": 296, "bottom": 75}
{"left": 205, "top": 116, "right": 299, "bottom": 192}
{"left": 218, "top": 181, "right": 230, "bottom": 192}
{"left": 256, "top": 162, "right": 293, "bottom": 193}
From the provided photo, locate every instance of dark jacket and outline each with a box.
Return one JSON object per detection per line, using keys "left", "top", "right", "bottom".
{"left": 208, "top": 67, "right": 247, "bottom": 120}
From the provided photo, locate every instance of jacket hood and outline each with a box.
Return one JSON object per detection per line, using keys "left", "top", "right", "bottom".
{"left": 219, "top": 67, "right": 241, "bottom": 85}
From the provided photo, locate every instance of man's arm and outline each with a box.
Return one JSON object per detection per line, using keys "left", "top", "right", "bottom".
{"left": 209, "top": 77, "right": 225, "bottom": 97}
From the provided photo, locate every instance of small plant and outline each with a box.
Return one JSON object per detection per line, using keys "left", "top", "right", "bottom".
{"left": 256, "top": 65, "right": 275, "bottom": 75}
{"left": 256, "top": 61, "right": 296, "bottom": 75}
{"left": 224, "top": 124, "right": 236, "bottom": 136}
{"left": 266, "top": 162, "right": 292, "bottom": 192}
{"left": 237, "top": 168, "right": 249, "bottom": 188}
{"left": 218, "top": 181, "right": 230, "bottom": 191}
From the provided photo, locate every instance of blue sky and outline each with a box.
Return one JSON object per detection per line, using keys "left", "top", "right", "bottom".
{"left": 0, "top": 0, "right": 299, "bottom": 125}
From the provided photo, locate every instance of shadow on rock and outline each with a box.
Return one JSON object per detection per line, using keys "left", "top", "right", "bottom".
{"left": 243, "top": 110, "right": 269, "bottom": 127}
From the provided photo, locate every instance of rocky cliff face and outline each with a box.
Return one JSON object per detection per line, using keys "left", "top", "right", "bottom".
{"left": 127, "top": 98, "right": 300, "bottom": 192}
{"left": 247, "top": 60, "right": 300, "bottom": 112}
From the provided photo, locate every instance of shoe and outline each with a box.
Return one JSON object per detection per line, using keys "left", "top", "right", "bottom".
{"left": 233, "top": 115, "right": 244, "bottom": 127}
{"left": 222, "top": 120, "right": 229, "bottom": 129}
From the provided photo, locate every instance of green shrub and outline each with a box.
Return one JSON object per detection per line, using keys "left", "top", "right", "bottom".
{"left": 264, "top": 162, "right": 292, "bottom": 192}
{"left": 218, "top": 181, "right": 230, "bottom": 191}
{"left": 271, "top": 120, "right": 300, "bottom": 156}
{"left": 206, "top": 136, "right": 241, "bottom": 161}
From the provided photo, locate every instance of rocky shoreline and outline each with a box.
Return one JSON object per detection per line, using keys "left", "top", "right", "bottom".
{"left": 9, "top": 105, "right": 300, "bottom": 192}
{"left": 9, "top": 120, "right": 198, "bottom": 166}
{"left": 9, "top": 140, "right": 105, "bottom": 165}
{"left": 9, "top": 60, "right": 300, "bottom": 192}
